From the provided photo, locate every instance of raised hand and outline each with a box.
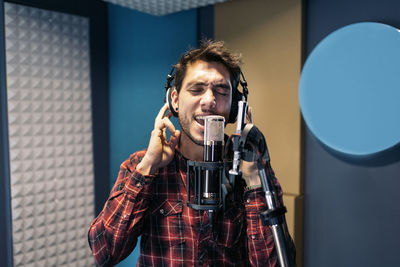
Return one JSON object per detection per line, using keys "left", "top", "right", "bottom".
{"left": 136, "top": 104, "right": 181, "bottom": 175}
{"left": 240, "top": 106, "right": 262, "bottom": 187}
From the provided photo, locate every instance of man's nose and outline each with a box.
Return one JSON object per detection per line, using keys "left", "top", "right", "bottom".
{"left": 200, "top": 89, "right": 216, "bottom": 109}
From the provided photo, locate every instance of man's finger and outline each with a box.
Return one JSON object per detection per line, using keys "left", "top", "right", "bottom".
{"left": 246, "top": 106, "right": 253, "bottom": 123}
{"left": 155, "top": 103, "right": 169, "bottom": 122}
{"left": 159, "top": 117, "right": 177, "bottom": 136}
{"left": 165, "top": 111, "right": 173, "bottom": 119}
{"left": 168, "top": 130, "right": 180, "bottom": 147}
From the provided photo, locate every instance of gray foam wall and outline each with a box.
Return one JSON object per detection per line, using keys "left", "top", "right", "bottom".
{"left": 5, "top": 3, "right": 95, "bottom": 266}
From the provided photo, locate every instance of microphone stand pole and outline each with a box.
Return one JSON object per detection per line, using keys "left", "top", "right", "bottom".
{"left": 258, "top": 157, "right": 293, "bottom": 267}
{"left": 234, "top": 122, "right": 294, "bottom": 267}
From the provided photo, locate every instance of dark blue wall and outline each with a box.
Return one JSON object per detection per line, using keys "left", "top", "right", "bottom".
{"left": 303, "top": 0, "right": 400, "bottom": 266}
{"left": 107, "top": 4, "right": 198, "bottom": 266}
{"left": 108, "top": 5, "right": 197, "bottom": 177}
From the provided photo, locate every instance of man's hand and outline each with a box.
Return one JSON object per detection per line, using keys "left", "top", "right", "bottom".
{"left": 137, "top": 104, "right": 181, "bottom": 175}
{"left": 240, "top": 106, "right": 262, "bottom": 187}
{"left": 241, "top": 160, "right": 261, "bottom": 186}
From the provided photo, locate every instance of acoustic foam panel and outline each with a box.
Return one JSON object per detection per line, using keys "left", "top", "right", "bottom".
{"left": 5, "top": 3, "right": 95, "bottom": 266}
{"left": 103, "top": 0, "right": 227, "bottom": 16}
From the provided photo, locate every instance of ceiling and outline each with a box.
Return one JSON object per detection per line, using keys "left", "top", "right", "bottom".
{"left": 103, "top": 0, "right": 229, "bottom": 16}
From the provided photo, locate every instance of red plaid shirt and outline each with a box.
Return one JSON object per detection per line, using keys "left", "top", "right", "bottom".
{"left": 88, "top": 150, "right": 294, "bottom": 266}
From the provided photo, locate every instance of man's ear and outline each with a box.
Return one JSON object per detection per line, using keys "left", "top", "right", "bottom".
{"left": 171, "top": 87, "right": 179, "bottom": 112}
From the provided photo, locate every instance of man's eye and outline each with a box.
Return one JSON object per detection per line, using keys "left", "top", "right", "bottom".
{"left": 215, "top": 89, "right": 229, "bottom": 96}
{"left": 190, "top": 88, "right": 203, "bottom": 93}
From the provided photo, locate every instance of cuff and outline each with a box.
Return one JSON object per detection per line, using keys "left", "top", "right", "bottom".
{"left": 243, "top": 187, "right": 267, "bottom": 213}
{"left": 125, "top": 169, "right": 155, "bottom": 196}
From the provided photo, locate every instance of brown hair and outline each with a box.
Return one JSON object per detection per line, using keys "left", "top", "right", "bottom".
{"left": 173, "top": 40, "right": 242, "bottom": 93}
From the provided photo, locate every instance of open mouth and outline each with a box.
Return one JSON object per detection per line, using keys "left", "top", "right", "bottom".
{"left": 194, "top": 115, "right": 205, "bottom": 126}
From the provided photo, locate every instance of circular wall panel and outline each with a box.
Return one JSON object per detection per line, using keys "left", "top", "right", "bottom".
{"left": 299, "top": 22, "right": 400, "bottom": 155}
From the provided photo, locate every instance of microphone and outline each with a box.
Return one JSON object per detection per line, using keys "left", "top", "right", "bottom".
{"left": 186, "top": 115, "right": 225, "bottom": 221}
{"left": 203, "top": 115, "right": 225, "bottom": 228}
{"left": 202, "top": 115, "right": 225, "bottom": 204}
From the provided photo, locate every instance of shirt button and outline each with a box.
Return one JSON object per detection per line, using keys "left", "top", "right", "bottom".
{"left": 123, "top": 214, "right": 128, "bottom": 219}
{"left": 136, "top": 182, "right": 141, "bottom": 187}
{"left": 251, "top": 235, "right": 256, "bottom": 240}
{"left": 160, "top": 209, "right": 164, "bottom": 214}
{"left": 246, "top": 198, "right": 251, "bottom": 203}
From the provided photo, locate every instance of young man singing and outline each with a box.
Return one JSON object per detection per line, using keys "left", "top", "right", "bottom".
{"left": 88, "top": 40, "right": 295, "bottom": 266}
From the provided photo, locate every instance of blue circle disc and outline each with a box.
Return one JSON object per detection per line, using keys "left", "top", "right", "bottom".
{"left": 299, "top": 22, "right": 400, "bottom": 155}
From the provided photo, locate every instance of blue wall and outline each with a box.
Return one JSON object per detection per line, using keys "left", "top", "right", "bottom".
{"left": 108, "top": 4, "right": 197, "bottom": 265}
{"left": 303, "top": 0, "right": 400, "bottom": 266}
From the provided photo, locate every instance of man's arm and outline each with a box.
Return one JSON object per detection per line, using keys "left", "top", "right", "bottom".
{"left": 242, "top": 164, "right": 296, "bottom": 267}
{"left": 88, "top": 104, "right": 180, "bottom": 266}
{"left": 88, "top": 151, "right": 154, "bottom": 266}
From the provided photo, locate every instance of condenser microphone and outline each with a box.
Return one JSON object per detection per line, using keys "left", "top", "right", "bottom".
{"left": 186, "top": 115, "right": 225, "bottom": 218}
{"left": 201, "top": 115, "right": 224, "bottom": 227}
{"left": 202, "top": 115, "right": 225, "bottom": 203}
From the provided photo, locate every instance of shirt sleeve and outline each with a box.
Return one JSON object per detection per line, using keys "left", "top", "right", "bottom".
{"left": 243, "top": 165, "right": 296, "bottom": 267}
{"left": 88, "top": 151, "right": 154, "bottom": 266}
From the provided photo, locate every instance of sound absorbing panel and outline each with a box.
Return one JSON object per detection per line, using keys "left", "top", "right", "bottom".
{"left": 103, "top": 0, "right": 227, "bottom": 16}
{"left": 299, "top": 22, "right": 400, "bottom": 155}
{"left": 5, "top": 3, "right": 95, "bottom": 266}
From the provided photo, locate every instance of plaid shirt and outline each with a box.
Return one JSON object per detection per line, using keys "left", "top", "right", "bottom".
{"left": 88, "top": 150, "right": 294, "bottom": 266}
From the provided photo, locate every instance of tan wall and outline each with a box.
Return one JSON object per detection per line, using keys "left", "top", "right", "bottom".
{"left": 214, "top": 0, "right": 303, "bottom": 265}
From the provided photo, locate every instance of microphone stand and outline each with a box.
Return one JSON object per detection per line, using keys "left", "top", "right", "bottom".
{"left": 249, "top": 127, "right": 294, "bottom": 267}
{"left": 230, "top": 125, "right": 294, "bottom": 267}
{"left": 226, "top": 74, "right": 249, "bottom": 205}
{"left": 227, "top": 76, "right": 294, "bottom": 266}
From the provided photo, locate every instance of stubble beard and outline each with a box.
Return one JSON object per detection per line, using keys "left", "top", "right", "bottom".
{"left": 178, "top": 114, "right": 203, "bottom": 147}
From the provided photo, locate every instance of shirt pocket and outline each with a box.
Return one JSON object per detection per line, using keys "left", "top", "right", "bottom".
{"left": 150, "top": 199, "right": 186, "bottom": 247}
{"left": 216, "top": 207, "right": 245, "bottom": 248}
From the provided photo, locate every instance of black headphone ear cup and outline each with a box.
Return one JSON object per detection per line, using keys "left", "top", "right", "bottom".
{"left": 166, "top": 87, "right": 178, "bottom": 117}
{"left": 228, "top": 89, "right": 242, "bottom": 123}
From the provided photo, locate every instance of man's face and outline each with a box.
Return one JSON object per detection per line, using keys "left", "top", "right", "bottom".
{"left": 172, "top": 60, "right": 232, "bottom": 146}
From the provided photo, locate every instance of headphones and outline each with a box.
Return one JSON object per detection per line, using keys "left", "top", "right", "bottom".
{"left": 164, "top": 66, "right": 249, "bottom": 124}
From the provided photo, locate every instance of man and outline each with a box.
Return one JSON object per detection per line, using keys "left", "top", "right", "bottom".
{"left": 88, "top": 40, "right": 295, "bottom": 266}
